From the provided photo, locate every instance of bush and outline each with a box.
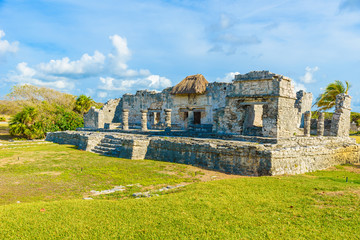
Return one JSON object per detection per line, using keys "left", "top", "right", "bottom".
{"left": 9, "top": 105, "right": 84, "bottom": 140}
{"left": 53, "top": 107, "right": 84, "bottom": 131}
{"left": 351, "top": 112, "right": 360, "bottom": 126}
{"left": 0, "top": 116, "right": 5, "bottom": 122}
{"left": 9, "top": 107, "right": 45, "bottom": 139}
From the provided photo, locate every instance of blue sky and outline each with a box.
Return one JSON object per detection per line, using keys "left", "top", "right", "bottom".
{"left": 1, "top": 0, "right": 360, "bottom": 111}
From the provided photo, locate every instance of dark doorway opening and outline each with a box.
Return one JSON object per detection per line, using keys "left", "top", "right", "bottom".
{"left": 183, "top": 112, "right": 188, "bottom": 121}
{"left": 194, "top": 112, "right": 201, "bottom": 124}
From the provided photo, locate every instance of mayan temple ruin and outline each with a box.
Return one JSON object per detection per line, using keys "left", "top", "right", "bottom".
{"left": 46, "top": 71, "right": 360, "bottom": 176}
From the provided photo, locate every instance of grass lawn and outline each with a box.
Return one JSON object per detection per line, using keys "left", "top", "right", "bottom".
{"left": 0, "top": 141, "right": 359, "bottom": 239}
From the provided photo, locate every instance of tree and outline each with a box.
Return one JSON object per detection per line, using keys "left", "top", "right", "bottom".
{"left": 74, "top": 95, "right": 94, "bottom": 115}
{"left": 9, "top": 106, "right": 45, "bottom": 139}
{"left": 314, "top": 80, "right": 350, "bottom": 111}
{"left": 6, "top": 84, "right": 76, "bottom": 110}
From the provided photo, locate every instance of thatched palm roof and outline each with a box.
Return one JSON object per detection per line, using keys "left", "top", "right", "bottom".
{"left": 170, "top": 74, "right": 209, "bottom": 95}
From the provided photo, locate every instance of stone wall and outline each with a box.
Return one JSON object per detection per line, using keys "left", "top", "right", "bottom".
{"left": 145, "top": 138, "right": 271, "bottom": 176}
{"left": 84, "top": 107, "right": 101, "bottom": 128}
{"left": 214, "top": 71, "right": 312, "bottom": 138}
{"left": 84, "top": 99, "right": 121, "bottom": 128}
{"left": 46, "top": 131, "right": 360, "bottom": 176}
{"left": 270, "top": 136, "right": 359, "bottom": 175}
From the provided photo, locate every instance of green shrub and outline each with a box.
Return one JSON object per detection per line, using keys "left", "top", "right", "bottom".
{"left": 0, "top": 116, "right": 5, "bottom": 122}
{"left": 9, "top": 107, "right": 45, "bottom": 139}
{"left": 9, "top": 105, "right": 84, "bottom": 140}
{"left": 351, "top": 112, "right": 360, "bottom": 126}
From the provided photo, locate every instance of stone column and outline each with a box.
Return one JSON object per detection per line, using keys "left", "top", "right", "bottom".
{"left": 304, "top": 111, "right": 311, "bottom": 137}
{"left": 122, "top": 109, "right": 129, "bottom": 130}
{"left": 330, "top": 93, "right": 352, "bottom": 137}
{"left": 141, "top": 110, "right": 148, "bottom": 131}
{"left": 317, "top": 112, "right": 325, "bottom": 136}
{"left": 187, "top": 108, "right": 194, "bottom": 130}
{"left": 165, "top": 109, "right": 172, "bottom": 129}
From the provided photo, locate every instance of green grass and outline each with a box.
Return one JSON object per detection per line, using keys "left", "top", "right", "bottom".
{"left": 350, "top": 135, "right": 360, "bottom": 144}
{"left": 0, "top": 143, "right": 199, "bottom": 205}
{"left": 0, "top": 142, "right": 360, "bottom": 239}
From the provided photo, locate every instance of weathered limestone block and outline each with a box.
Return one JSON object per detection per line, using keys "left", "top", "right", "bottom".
{"left": 141, "top": 110, "right": 148, "bottom": 131}
{"left": 122, "top": 109, "right": 129, "bottom": 130}
{"left": 304, "top": 111, "right": 311, "bottom": 137}
{"left": 84, "top": 107, "right": 100, "bottom": 128}
{"left": 330, "top": 94, "right": 351, "bottom": 137}
{"left": 165, "top": 109, "right": 172, "bottom": 128}
{"left": 317, "top": 112, "right": 325, "bottom": 136}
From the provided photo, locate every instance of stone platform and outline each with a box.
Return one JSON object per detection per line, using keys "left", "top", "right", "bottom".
{"left": 46, "top": 131, "right": 360, "bottom": 176}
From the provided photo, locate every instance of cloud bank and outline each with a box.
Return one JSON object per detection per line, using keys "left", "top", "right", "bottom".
{"left": 6, "top": 34, "right": 171, "bottom": 99}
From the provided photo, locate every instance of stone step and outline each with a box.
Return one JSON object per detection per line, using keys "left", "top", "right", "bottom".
{"left": 98, "top": 142, "right": 118, "bottom": 148}
{"left": 101, "top": 138, "right": 123, "bottom": 144}
{"left": 91, "top": 148, "right": 119, "bottom": 156}
{"left": 91, "top": 149, "right": 107, "bottom": 154}
{"left": 94, "top": 145, "right": 117, "bottom": 152}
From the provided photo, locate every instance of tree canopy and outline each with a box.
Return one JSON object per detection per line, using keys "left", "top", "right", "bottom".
{"left": 314, "top": 80, "right": 350, "bottom": 111}
{"left": 74, "top": 95, "right": 94, "bottom": 115}
{"left": 4, "top": 84, "right": 103, "bottom": 139}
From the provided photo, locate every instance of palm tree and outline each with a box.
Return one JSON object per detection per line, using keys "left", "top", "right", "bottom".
{"left": 74, "top": 95, "right": 94, "bottom": 115}
{"left": 9, "top": 106, "right": 45, "bottom": 139}
{"left": 314, "top": 80, "right": 350, "bottom": 111}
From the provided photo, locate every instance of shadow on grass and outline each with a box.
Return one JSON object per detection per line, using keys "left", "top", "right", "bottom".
{"left": 0, "top": 125, "right": 17, "bottom": 141}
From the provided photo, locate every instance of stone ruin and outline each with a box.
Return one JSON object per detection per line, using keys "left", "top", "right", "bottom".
{"left": 46, "top": 71, "right": 360, "bottom": 176}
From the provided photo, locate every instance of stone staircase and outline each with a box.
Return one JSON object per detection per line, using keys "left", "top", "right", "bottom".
{"left": 91, "top": 136, "right": 122, "bottom": 156}
{"left": 90, "top": 135, "right": 149, "bottom": 159}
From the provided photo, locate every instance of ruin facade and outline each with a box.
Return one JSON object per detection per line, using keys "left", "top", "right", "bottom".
{"left": 84, "top": 71, "right": 314, "bottom": 138}
{"left": 47, "top": 71, "right": 359, "bottom": 176}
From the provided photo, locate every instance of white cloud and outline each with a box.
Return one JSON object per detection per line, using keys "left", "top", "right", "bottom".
{"left": 300, "top": 66, "right": 319, "bottom": 83}
{"left": 0, "top": 30, "right": 19, "bottom": 55}
{"left": 108, "top": 35, "right": 131, "bottom": 74}
{"left": 216, "top": 72, "right": 240, "bottom": 82}
{"left": 146, "top": 75, "right": 172, "bottom": 89}
{"left": 38, "top": 51, "right": 105, "bottom": 75}
{"left": 7, "top": 62, "right": 74, "bottom": 90}
{"left": 5, "top": 34, "right": 171, "bottom": 95}
{"left": 98, "top": 75, "right": 171, "bottom": 92}
{"left": 293, "top": 81, "right": 307, "bottom": 92}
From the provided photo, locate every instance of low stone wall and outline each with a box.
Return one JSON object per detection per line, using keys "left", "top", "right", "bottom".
{"left": 46, "top": 131, "right": 105, "bottom": 151}
{"left": 145, "top": 138, "right": 271, "bottom": 176}
{"left": 270, "top": 136, "right": 359, "bottom": 175}
{"left": 46, "top": 131, "right": 360, "bottom": 176}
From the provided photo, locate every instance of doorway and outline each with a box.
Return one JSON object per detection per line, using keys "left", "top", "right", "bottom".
{"left": 194, "top": 112, "right": 201, "bottom": 124}
{"left": 243, "top": 104, "right": 264, "bottom": 136}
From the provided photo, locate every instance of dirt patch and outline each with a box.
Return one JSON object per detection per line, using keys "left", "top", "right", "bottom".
{"left": 350, "top": 189, "right": 360, "bottom": 198}
{"left": 185, "top": 165, "right": 244, "bottom": 182}
{"left": 318, "top": 189, "right": 360, "bottom": 198}
{"left": 157, "top": 164, "right": 244, "bottom": 182}
{"left": 0, "top": 156, "right": 36, "bottom": 167}
{"left": 344, "top": 164, "right": 360, "bottom": 174}
{"left": 37, "top": 171, "right": 62, "bottom": 176}
{"left": 320, "top": 191, "right": 345, "bottom": 197}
